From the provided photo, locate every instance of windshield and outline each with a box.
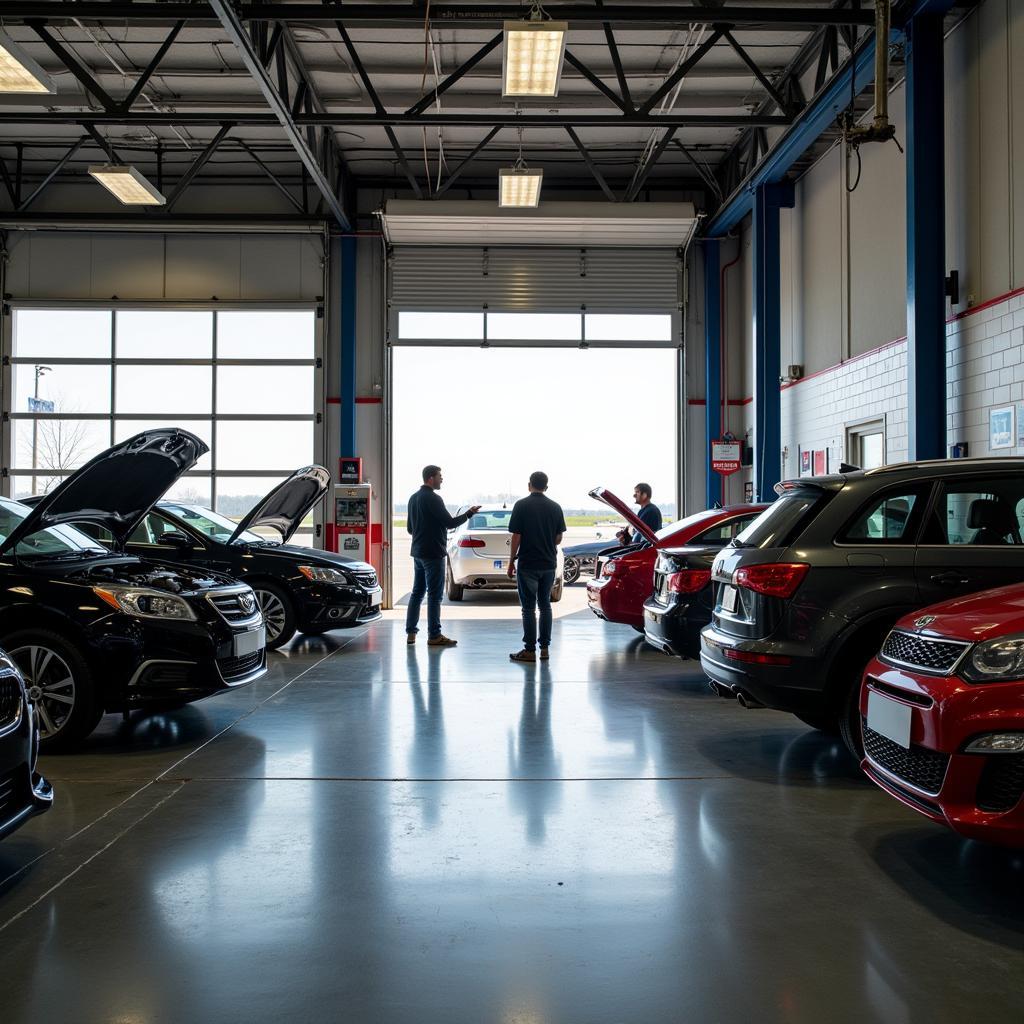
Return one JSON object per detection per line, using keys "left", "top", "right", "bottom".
{"left": 654, "top": 508, "right": 715, "bottom": 542}
{"left": 161, "top": 504, "right": 263, "bottom": 544}
{"left": 0, "top": 498, "right": 108, "bottom": 558}
{"left": 733, "top": 492, "right": 823, "bottom": 549}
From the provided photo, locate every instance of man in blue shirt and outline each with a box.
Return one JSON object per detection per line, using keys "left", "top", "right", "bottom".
{"left": 406, "top": 465, "right": 480, "bottom": 646}
{"left": 617, "top": 482, "right": 663, "bottom": 546}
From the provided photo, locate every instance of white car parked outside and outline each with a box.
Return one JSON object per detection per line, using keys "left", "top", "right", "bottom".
{"left": 446, "top": 506, "right": 564, "bottom": 602}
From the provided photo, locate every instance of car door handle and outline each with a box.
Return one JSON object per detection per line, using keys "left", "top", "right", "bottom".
{"left": 930, "top": 571, "right": 970, "bottom": 586}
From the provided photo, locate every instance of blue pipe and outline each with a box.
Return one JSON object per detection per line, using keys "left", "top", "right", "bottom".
{"left": 703, "top": 239, "right": 722, "bottom": 509}
{"left": 340, "top": 235, "right": 357, "bottom": 460}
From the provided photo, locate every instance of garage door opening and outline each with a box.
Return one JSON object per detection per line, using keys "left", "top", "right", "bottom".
{"left": 389, "top": 311, "right": 680, "bottom": 616}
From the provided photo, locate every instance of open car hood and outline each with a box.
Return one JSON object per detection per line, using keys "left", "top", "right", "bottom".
{"left": 588, "top": 486, "right": 658, "bottom": 544}
{"left": 1, "top": 429, "right": 207, "bottom": 554}
{"left": 230, "top": 465, "right": 330, "bottom": 544}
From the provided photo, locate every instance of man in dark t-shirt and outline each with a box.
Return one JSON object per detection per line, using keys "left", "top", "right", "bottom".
{"left": 507, "top": 471, "right": 567, "bottom": 663}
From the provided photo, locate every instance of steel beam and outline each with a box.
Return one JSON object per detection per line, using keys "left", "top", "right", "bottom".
{"left": 639, "top": 28, "right": 725, "bottom": 116}
{"left": 563, "top": 51, "right": 633, "bottom": 114}
{"left": 1, "top": 5, "right": 879, "bottom": 28}
{"left": 752, "top": 183, "right": 793, "bottom": 502}
{"left": 121, "top": 20, "right": 185, "bottom": 110}
{"left": 405, "top": 32, "right": 503, "bottom": 116}
{"left": 564, "top": 127, "right": 616, "bottom": 201}
{"left": 704, "top": 30, "right": 881, "bottom": 237}
{"left": 703, "top": 238, "right": 722, "bottom": 510}
{"left": 626, "top": 127, "right": 677, "bottom": 201}
{"left": 238, "top": 140, "right": 305, "bottom": 212}
{"left": 722, "top": 29, "right": 791, "bottom": 113}
{"left": 434, "top": 125, "right": 501, "bottom": 197}
{"left": 0, "top": 111, "right": 792, "bottom": 129}
{"left": 28, "top": 21, "right": 118, "bottom": 111}
{"left": 18, "top": 135, "right": 85, "bottom": 211}
{"left": 905, "top": 10, "right": 947, "bottom": 460}
{"left": 206, "top": 0, "right": 351, "bottom": 230}
{"left": 165, "top": 123, "right": 232, "bottom": 210}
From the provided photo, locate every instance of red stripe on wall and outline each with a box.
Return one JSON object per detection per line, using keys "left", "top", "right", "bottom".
{"left": 688, "top": 398, "right": 752, "bottom": 407}
{"left": 326, "top": 397, "right": 383, "bottom": 404}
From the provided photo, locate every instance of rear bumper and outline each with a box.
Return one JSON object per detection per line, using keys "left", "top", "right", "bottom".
{"left": 587, "top": 579, "right": 644, "bottom": 628}
{"left": 643, "top": 598, "right": 703, "bottom": 659}
{"left": 859, "top": 659, "right": 1024, "bottom": 847}
{"left": 699, "top": 625, "right": 826, "bottom": 712}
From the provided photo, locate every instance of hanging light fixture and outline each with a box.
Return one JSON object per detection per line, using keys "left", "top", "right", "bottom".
{"left": 0, "top": 30, "right": 55, "bottom": 93}
{"left": 502, "top": 9, "right": 567, "bottom": 98}
{"left": 499, "top": 123, "right": 543, "bottom": 208}
{"left": 88, "top": 164, "right": 167, "bottom": 205}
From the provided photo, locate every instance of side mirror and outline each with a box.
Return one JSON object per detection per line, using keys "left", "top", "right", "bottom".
{"left": 157, "top": 530, "right": 192, "bottom": 549}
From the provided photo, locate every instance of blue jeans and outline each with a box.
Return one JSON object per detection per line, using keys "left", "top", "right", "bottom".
{"left": 406, "top": 557, "right": 445, "bottom": 639}
{"left": 517, "top": 568, "right": 555, "bottom": 650}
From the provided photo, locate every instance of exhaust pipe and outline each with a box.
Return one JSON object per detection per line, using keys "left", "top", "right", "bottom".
{"left": 473, "top": 578, "right": 488, "bottom": 588}
{"left": 735, "top": 689, "right": 766, "bottom": 710}
{"left": 707, "top": 680, "right": 735, "bottom": 700}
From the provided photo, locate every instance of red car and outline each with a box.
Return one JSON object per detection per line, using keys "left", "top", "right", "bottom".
{"left": 585, "top": 488, "right": 767, "bottom": 631}
{"left": 860, "top": 584, "right": 1024, "bottom": 848}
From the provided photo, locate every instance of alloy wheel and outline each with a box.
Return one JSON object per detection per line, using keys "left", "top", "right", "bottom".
{"left": 563, "top": 558, "right": 580, "bottom": 585}
{"left": 11, "top": 644, "right": 76, "bottom": 739}
{"left": 255, "top": 589, "right": 287, "bottom": 643}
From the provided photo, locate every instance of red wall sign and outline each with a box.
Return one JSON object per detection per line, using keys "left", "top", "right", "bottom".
{"left": 711, "top": 440, "right": 742, "bottom": 477}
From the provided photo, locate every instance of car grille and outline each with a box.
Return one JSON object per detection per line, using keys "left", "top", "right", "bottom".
{"left": 880, "top": 630, "right": 970, "bottom": 674}
{"left": 0, "top": 672, "right": 23, "bottom": 733}
{"left": 863, "top": 723, "right": 950, "bottom": 795}
{"left": 207, "top": 588, "right": 261, "bottom": 624}
{"left": 351, "top": 570, "right": 378, "bottom": 589}
{"left": 218, "top": 650, "right": 264, "bottom": 684}
{"left": 976, "top": 755, "right": 1024, "bottom": 813}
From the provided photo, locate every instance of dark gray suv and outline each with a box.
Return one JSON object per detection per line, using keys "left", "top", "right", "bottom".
{"left": 700, "top": 458, "right": 1024, "bottom": 756}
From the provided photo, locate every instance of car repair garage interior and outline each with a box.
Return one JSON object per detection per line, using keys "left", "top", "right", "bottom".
{"left": 1, "top": 2, "right": 1023, "bottom": 1021}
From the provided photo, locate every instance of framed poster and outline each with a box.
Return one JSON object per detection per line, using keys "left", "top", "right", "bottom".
{"left": 990, "top": 406, "right": 1015, "bottom": 451}
{"left": 800, "top": 449, "right": 812, "bottom": 477}
{"left": 813, "top": 449, "right": 827, "bottom": 475}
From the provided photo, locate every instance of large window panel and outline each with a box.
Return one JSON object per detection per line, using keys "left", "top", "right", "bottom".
{"left": 114, "top": 419, "right": 213, "bottom": 468}
{"left": 13, "top": 309, "right": 112, "bottom": 358}
{"left": 116, "top": 365, "right": 213, "bottom": 414}
{"left": 398, "top": 311, "right": 484, "bottom": 340}
{"left": 216, "top": 365, "right": 313, "bottom": 414}
{"left": 12, "top": 419, "right": 111, "bottom": 473}
{"left": 486, "top": 313, "right": 581, "bottom": 340}
{"left": 14, "top": 362, "right": 112, "bottom": 415}
{"left": 216, "top": 420, "right": 313, "bottom": 471}
{"left": 218, "top": 310, "right": 315, "bottom": 359}
{"left": 117, "top": 311, "right": 213, "bottom": 359}
{"left": 585, "top": 314, "right": 672, "bottom": 342}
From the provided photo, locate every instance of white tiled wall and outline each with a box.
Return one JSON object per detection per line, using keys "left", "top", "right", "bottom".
{"left": 779, "top": 288, "right": 1024, "bottom": 475}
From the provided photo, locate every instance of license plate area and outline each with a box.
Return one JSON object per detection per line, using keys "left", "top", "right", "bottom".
{"left": 721, "top": 585, "right": 738, "bottom": 613}
{"left": 866, "top": 690, "right": 912, "bottom": 749}
{"left": 493, "top": 560, "right": 503, "bottom": 569}
{"left": 233, "top": 626, "right": 265, "bottom": 657}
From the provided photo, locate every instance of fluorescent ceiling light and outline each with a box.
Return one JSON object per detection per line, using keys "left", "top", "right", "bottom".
{"left": 502, "top": 21, "right": 567, "bottom": 97}
{"left": 499, "top": 168, "right": 543, "bottom": 208}
{"left": 88, "top": 164, "right": 167, "bottom": 206}
{"left": 0, "top": 31, "right": 55, "bottom": 93}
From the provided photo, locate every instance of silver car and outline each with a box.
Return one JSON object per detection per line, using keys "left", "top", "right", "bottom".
{"left": 446, "top": 506, "right": 564, "bottom": 602}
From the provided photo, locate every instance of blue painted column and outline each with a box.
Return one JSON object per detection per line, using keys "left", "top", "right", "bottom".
{"left": 340, "top": 235, "right": 357, "bottom": 459}
{"left": 905, "top": 11, "right": 946, "bottom": 460}
{"left": 752, "top": 182, "right": 794, "bottom": 502}
{"left": 703, "top": 238, "right": 721, "bottom": 509}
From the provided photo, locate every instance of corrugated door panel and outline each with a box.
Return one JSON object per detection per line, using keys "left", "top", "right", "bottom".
{"left": 389, "top": 246, "right": 680, "bottom": 315}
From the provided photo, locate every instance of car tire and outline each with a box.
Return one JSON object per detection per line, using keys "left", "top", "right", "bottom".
{"left": 550, "top": 578, "right": 563, "bottom": 603}
{"left": 794, "top": 711, "right": 841, "bottom": 734}
{"left": 446, "top": 565, "right": 464, "bottom": 602}
{"left": 563, "top": 558, "right": 581, "bottom": 586}
{"left": 253, "top": 582, "right": 296, "bottom": 650}
{"left": 7, "top": 630, "right": 103, "bottom": 751}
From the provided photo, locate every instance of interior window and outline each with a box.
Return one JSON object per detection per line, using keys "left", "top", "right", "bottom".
{"left": 694, "top": 515, "right": 757, "bottom": 546}
{"left": 840, "top": 490, "right": 924, "bottom": 544}
{"left": 128, "top": 515, "right": 157, "bottom": 545}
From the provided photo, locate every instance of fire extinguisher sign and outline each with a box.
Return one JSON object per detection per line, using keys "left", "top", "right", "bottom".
{"left": 711, "top": 440, "right": 742, "bottom": 477}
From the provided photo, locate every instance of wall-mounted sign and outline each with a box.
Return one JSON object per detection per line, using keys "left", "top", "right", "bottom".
{"left": 813, "top": 449, "right": 828, "bottom": 475}
{"left": 800, "top": 449, "right": 812, "bottom": 477}
{"left": 711, "top": 440, "right": 742, "bottom": 477}
{"left": 339, "top": 456, "right": 363, "bottom": 484}
{"left": 27, "top": 397, "right": 54, "bottom": 413}
{"left": 990, "top": 406, "right": 1014, "bottom": 451}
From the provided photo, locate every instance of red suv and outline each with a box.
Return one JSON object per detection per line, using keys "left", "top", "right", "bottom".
{"left": 860, "top": 583, "right": 1024, "bottom": 848}
{"left": 586, "top": 487, "right": 766, "bottom": 631}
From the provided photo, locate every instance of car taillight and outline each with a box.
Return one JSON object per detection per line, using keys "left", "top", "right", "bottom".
{"left": 733, "top": 562, "right": 809, "bottom": 599}
{"left": 458, "top": 538, "right": 486, "bottom": 548}
{"left": 667, "top": 569, "right": 712, "bottom": 594}
{"left": 602, "top": 560, "right": 619, "bottom": 578}
{"left": 724, "top": 648, "right": 792, "bottom": 666}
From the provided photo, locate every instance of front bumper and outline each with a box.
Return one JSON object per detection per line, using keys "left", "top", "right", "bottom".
{"left": 294, "top": 580, "right": 384, "bottom": 630}
{"left": 859, "top": 658, "right": 1024, "bottom": 847}
{"left": 84, "top": 612, "right": 266, "bottom": 711}
{"left": 699, "top": 624, "right": 826, "bottom": 712}
{"left": 0, "top": 704, "right": 53, "bottom": 840}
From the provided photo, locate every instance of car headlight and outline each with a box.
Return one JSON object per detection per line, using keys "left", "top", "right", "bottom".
{"left": 961, "top": 634, "right": 1024, "bottom": 682}
{"left": 298, "top": 565, "right": 350, "bottom": 584}
{"left": 93, "top": 586, "right": 197, "bottom": 621}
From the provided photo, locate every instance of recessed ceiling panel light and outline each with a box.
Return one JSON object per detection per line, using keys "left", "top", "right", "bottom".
{"left": 499, "top": 168, "right": 543, "bottom": 208}
{"left": 502, "top": 21, "right": 567, "bottom": 98}
{"left": 88, "top": 165, "right": 167, "bottom": 206}
{"left": 0, "top": 31, "right": 55, "bottom": 93}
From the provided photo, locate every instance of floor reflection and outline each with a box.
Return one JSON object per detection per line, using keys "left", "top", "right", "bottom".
{"left": 507, "top": 671, "right": 561, "bottom": 843}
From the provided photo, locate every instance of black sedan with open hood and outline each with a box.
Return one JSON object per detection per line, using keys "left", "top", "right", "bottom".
{"left": 118, "top": 466, "right": 382, "bottom": 649}
{"left": 0, "top": 430, "right": 267, "bottom": 749}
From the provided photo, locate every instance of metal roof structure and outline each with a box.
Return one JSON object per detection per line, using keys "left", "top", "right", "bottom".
{"left": 0, "top": 3, "right": 942, "bottom": 229}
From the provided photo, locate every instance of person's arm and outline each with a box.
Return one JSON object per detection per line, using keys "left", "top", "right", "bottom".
{"left": 507, "top": 533, "right": 521, "bottom": 577}
{"left": 432, "top": 491, "right": 480, "bottom": 529}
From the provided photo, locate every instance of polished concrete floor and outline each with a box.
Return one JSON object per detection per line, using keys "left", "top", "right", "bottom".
{"left": 2, "top": 603, "right": 1023, "bottom": 1023}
